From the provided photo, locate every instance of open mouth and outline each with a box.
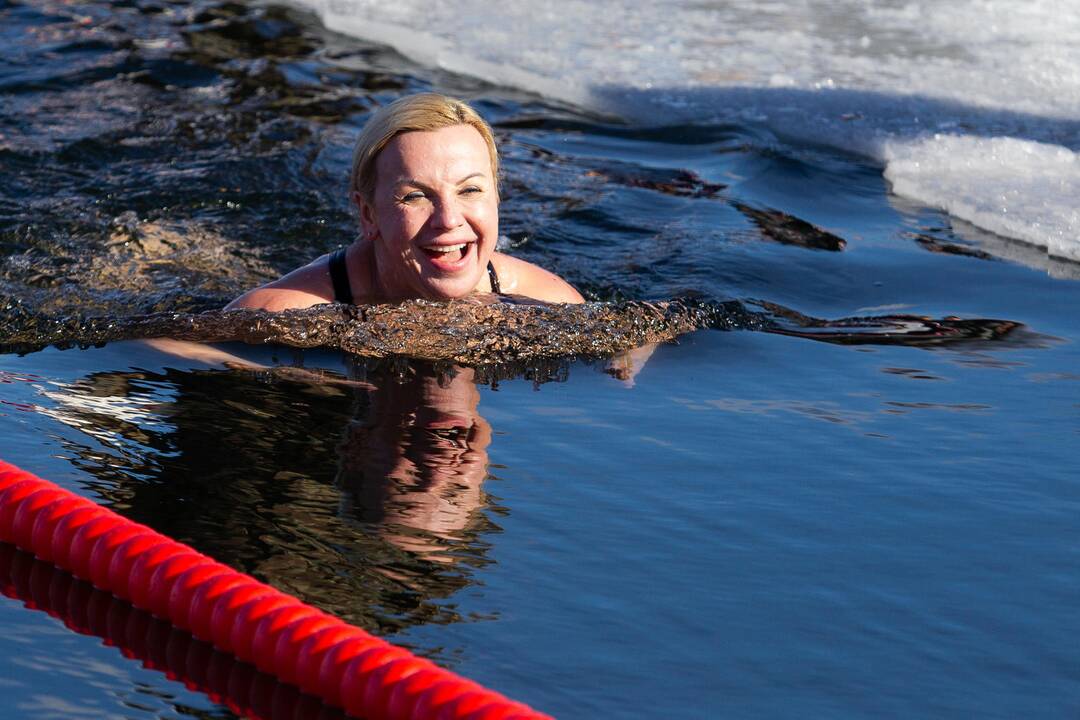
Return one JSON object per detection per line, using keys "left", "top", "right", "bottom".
{"left": 423, "top": 424, "right": 471, "bottom": 449}
{"left": 419, "top": 240, "right": 474, "bottom": 268}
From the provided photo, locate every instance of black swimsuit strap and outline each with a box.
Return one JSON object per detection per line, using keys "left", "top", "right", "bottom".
{"left": 328, "top": 248, "right": 354, "bottom": 304}
{"left": 487, "top": 260, "right": 501, "bottom": 294}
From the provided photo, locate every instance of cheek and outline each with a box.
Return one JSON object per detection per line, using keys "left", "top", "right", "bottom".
{"left": 378, "top": 207, "right": 422, "bottom": 243}
{"left": 475, "top": 201, "right": 499, "bottom": 235}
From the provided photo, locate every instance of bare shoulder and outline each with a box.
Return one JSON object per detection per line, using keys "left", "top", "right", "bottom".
{"left": 491, "top": 252, "right": 585, "bottom": 304}
{"left": 225, "top": 256, "right": 334, "bottom": 311}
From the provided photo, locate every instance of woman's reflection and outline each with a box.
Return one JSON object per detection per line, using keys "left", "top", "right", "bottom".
{"left": 336, "top": 365, "right": 492, "bottom": 564}
{"left": 31, "top": 354, "right": 505, "bottom": 632}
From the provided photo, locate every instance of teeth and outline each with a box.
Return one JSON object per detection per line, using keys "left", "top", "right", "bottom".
{"left": 428, "top": 243, "right": 467, "bottom": 253}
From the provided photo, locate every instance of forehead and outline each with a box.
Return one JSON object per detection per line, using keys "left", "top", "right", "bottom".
{"left": 375, "top": 124, "right": 491, "bottom": 185}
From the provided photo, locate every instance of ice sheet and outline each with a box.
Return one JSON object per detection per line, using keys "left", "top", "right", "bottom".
{"left": 290, "top": 0, "right": 1080, "bottom": 264}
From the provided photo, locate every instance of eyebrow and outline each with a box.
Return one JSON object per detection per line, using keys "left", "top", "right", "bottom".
{"left": 396, "top": 172, "right": 487, "bottom": 189}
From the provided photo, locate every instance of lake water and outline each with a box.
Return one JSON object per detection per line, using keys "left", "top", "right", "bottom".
{"left": 2, "top": 1, "right": 1079, "bottom": 718}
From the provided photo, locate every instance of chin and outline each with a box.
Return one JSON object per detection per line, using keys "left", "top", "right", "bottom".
{"left": 419, "top": 275, "right": 482, "bottom": 301}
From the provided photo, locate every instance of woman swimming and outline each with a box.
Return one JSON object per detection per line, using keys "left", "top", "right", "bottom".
{"left": 227, "top": 93, "right": 584, "bottom": 310}
{"left": 152, "top": 94, "right": 649, "bottom": 374}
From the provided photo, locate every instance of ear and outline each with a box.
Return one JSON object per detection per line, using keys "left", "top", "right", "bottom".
{"left": 354, "top": 191, "right": 378, "bottom": 241}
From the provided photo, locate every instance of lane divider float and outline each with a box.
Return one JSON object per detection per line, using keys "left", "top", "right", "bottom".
{"left": 0, "top": 459, "right": 550, "bottom": 720}
{"left": 0, "top": 543, "right": 350, "bottom": 720}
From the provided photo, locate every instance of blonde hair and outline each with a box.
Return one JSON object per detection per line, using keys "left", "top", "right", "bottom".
{"left": 348, "top": 93, "right": 499, "bottom": 203}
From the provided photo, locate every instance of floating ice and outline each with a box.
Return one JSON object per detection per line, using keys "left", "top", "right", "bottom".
{"left": 884, "top": 136, "right": 1080, "bottom": 263}
{"left": 289, "top": 0, "right": 1080, "bottom": 265}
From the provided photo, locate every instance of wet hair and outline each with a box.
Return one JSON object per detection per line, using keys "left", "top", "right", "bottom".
{"left": 348, "top": 93, "right": 499, "bottom": 204}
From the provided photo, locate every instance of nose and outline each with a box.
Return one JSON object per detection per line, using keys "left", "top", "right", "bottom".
{"left": 430, "top": 194, "right": 465, "bottom": 230}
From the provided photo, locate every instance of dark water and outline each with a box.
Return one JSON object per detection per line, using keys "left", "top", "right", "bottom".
{"left": 2, "top": 2, "right": 1079, "bottom": 718}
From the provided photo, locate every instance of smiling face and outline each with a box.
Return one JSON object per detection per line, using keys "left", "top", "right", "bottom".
{"left": 358, "top": 124, "right": 499, "bottom": 301}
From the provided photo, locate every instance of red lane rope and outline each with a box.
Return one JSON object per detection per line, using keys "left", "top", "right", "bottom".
{"left": 0, "top": 543, "right": 349, "bottom": 720}
{"left": 0, "top": 460, "right": 551, "bottom": 720}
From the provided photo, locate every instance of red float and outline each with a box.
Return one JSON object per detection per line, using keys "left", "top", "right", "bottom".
{"left": 0, "top": 459, "right": 550, "bottom": 720}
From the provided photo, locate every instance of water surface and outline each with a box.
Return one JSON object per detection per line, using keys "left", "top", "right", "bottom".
{"left": 2, "top": 2, "right": 1079, "bottom": 718}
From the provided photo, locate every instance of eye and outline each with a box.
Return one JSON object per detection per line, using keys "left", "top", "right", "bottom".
{"left": 398, "top": 190, "right": 426, "bottom": 203}
{"left": 460, "top": 185, "right": 482, "bottom": 196}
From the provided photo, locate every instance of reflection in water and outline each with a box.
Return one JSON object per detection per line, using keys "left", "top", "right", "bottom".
{"left": 0, "top": 544, "right": 341, "bottom": 720}
{"left": 337, "top": 366, "right": 490, "bottom": 564}
{"left": 33, "top": 358, "right": 505, "bottom": 646}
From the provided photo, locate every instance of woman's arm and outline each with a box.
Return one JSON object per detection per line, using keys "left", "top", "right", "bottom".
{"left": 606, "top": 342, "right": 659, "bottom": 387}
{"left": 225, "top": 258, "right": 335, "bottom": 311}
{"left": 142, "top": 338, "right": 267, "bottom": 368}
{"left": 151, "top": 258, "right": 334, "bottom": 365}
